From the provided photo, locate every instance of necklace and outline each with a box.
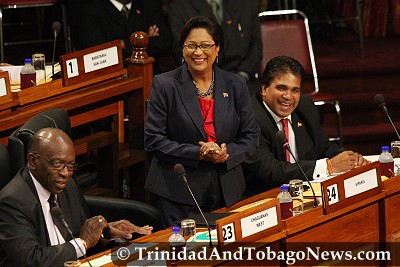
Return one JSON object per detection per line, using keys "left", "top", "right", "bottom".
{"left": 193, "top": 70, "right": 215, "bottom": 98}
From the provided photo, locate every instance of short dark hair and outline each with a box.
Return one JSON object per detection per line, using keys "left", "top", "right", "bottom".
{"left": 259, "top": 56, "right": 305, "bottom": 88}
{"left": 179, "top": 16, "right": 224, "bottom": 51}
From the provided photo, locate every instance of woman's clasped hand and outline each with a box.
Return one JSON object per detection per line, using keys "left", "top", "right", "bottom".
{"left": 198, "top": 141, "right": 229, "bottom": 163}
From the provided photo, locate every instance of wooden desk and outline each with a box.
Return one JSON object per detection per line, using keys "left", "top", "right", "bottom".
{"left": 0, "top": 36, "right": 153, "bottom": 199}
{"left": 84, "top": 186, "right": 385, "bottom": 266}
{"left": 382, "top": 175, "right": 400, "bottom": 266}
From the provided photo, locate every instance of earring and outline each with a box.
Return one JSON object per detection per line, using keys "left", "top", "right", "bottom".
{"left": 216, "top": 55, "right": 219, "bottom": 64}
{"left": 181, "top": 58, "right": 185, "bottom": 64}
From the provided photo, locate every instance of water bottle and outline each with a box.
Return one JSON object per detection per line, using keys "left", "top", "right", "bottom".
{"left": 277, "top": 184, "right": 293, "bottom": 219}
{"left": 379, "top": 146, "right": 394, "bottom": 178}
{"left": 20, "top": 58, "right": 36, "bottom": 90}
{"left": 169, "top": 226, "right": 185, "bottom": 263}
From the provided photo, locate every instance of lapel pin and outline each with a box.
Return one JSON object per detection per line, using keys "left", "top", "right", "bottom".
{"left": 223, "top": 92, "right": 229, "bottom": 98}
{"left": 297, "top": 122, "right": 303, "bottom": 127}
{"left": 136, "top": 9, "right": 141, "bottom": 15}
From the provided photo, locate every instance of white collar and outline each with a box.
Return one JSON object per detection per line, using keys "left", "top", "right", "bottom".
{"left": 262, "top": 101, "right": 292, "bottom": 124}
{"left": 109, "top": 0, "right": 132, "bottom": 12}
{"left": 29, "top": 171, "right": 52, "bottom": 208}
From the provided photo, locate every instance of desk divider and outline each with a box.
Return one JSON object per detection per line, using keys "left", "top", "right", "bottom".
{"left": 215, "top": 198, "right": 282, "bottom": 251}
{"left": 0, "top": 71, "right": 14, "bottom": 110}
{"left": 60, "top": 40, "right": 124, "bottom": 87}
{"left": 320, "top": 161, "right": 382, "bottom": 214}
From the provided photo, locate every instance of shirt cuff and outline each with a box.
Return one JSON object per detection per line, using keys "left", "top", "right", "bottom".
{"left": 313, "top": 158, "right": 328, "bottom": 179}
{"left": 70, "top": 238, "right": 86, "bottom": 258}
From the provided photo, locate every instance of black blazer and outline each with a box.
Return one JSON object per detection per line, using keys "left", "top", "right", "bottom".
{"left": 243, "top": 94, "right": 343, "bottom": 190}
{"left": 0, "top": 167, "right": 87, "bottom": 267}
{"left": 144, "top": 64, "right": 260, "bottom": 207}
{"left": 167, "top": 0, "right": 262, "bottom": 78}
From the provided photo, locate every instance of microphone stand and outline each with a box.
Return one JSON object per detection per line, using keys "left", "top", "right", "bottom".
{"left": 286, "top": 145, "right": 318, "bottom": 208}
{"left": 182, "top": 176, "right": 213, "bottom": 248}
{"left": 51, "top": 207, "right": 93, "bottom": 267}
{"left": 382, "top": 107, "right": 400, "bottom": 140}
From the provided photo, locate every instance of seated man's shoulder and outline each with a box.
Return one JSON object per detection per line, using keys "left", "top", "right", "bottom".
{"left": 0, "top": 175, "right": 32, "bottom": 206}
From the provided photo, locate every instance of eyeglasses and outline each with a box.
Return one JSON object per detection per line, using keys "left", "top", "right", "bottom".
{"left": 34, "top": 153, "right": 77, "bottom": 171}
{"left": 182, "top": 43, "right": 216, "bottom": 52}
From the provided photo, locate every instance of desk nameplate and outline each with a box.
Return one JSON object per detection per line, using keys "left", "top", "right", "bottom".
{"left": 60, "top": 40, "right": 124, "bottom": 87}
{"left": 321, "top": 161, "right": 383, "bottom": 214}
{"left": 215, "top": 198, "right": 282, "bottom": 251}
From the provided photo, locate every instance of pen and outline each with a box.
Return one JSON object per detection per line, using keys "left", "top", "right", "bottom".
{"left": 238, "top": 23, "right": 241, "bottom": 32}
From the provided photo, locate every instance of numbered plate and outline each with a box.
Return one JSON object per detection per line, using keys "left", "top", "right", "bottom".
{"left": 327, "top": 183, "right": 339, "bottom": 205}
{"left": 66, "top": 58, "right": 79, "bottom": 78}
{"left": 221, "top": 222, "right": 236, "bottom": 244}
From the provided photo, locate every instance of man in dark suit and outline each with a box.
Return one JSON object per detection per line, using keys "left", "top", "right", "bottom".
{"left": 167, "top": 0, "right": 262, "bottom": 91}
{"left": 243, "top": 56, "right": 369, "bottom": 194}
{"left": 78, "top": 0, "right": 171, "bottom": 74}
{"left": 0, "top": 128, "right": 151, "bottom": 266}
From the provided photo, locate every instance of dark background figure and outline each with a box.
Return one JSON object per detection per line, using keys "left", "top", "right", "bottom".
{"left": 78, "top": 0, "right": 171, "bottom": 74}
{"left": 167, "top": 0, "right": 262, "bottom": 94}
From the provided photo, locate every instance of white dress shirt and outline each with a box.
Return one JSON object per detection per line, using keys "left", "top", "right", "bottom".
{"left": 29, "top": 171, "right": 86, "bottom": 257}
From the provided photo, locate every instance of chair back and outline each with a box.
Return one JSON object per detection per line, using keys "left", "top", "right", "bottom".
{"left": 84, "top": 195, "right": 163, "bottom": 233}
{"left": 258, "top": 10, "right": 319, "bottom": 92}
{"left": 0, "top": 143, "right": 11, "bottom": 190}
{"left": 8, "top": 108, "right": 71, "bottom": 176}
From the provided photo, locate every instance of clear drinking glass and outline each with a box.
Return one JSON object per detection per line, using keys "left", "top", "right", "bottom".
{"left": 391, "top": 141, "right": 400, "bottom": 175}
{"left": 32, "top": 53, "right": 46, "bottom": 85}
{"left": 181, "top": 218, "right": 196, "bottom": 250}
{"left": 289, "top": 179, "right": 304, "bottom": 216}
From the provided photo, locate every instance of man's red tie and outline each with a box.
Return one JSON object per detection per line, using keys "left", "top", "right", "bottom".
{"left": 282, "top": 118, "right": 291, "bottom": 162}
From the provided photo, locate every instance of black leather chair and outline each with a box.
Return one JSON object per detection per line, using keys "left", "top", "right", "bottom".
{"left": 8, "top": 108, "right": 71, "bottom": 177}
{"left": 0, "top": 143, "right": 11, "bottom": 190}
{"left": 84, "top": 195, "right": 163, "bottom": 234}
{"left": 7, "top": 108, "right": 108, "bottom": 192}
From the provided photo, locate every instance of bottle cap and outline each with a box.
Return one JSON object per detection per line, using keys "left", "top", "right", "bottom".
{"left": 382, "top": 146, "right": 390, "bottom": 152}
{"left": 172, "top": 226, "right": 181, "bottom": 233}
{"left": 24, "top": 58, "right": 33, "bottom": 64}
{"left": 280, "top": 184, "right": 289, "bottom": 191}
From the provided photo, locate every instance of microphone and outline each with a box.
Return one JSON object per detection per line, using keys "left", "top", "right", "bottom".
{"left": 51, "top": 21, "right": 61, "bottom": 78}
{"left": 374, "top": 94, "right": 400, "bottom": 140}
{"left": 51, "top": 206, "right": 93, "bottom": 267}
{"left": 174, "top": 163, "right": 213, "bottom": 248}
{"left": 276, "top": 131, "right": 318, "bottom": 208}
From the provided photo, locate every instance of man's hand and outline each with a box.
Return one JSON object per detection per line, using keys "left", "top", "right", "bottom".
{"left": 79, "top": 215, "right": 108, "bottom": 248}
{"left": 106, "top": 220, "right": 153, "bottom": 239}
{"left": 135, "top": 225, "right": 153, "bottom": 235}
{"left": 354, "top": 152, "right": 370, "bottom": 167}
{"left": 330, "top": 151, "right": 370, "bottom": 173}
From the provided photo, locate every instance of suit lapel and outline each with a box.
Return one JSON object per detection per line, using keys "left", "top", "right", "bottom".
{"left": 175, "top": 65, "right": 206, "bottom": 140}
{"left": 221, "top": 0, "right": 240, "bottom": 46}
{"left": 22, "top": 168, "right": 54, "bottom": 246}
{"left": 213, "top": 67, "right": 231, "bottom": 141}
{"left": 191, "top": 0, "right": 214, "bottom": 17}
{"left": 292, "top": 112, "right": 306, "bottom": 160}
{"left": 103, "top": 0, "right": 127, "bottom": 26}
{"left": 253, "top": 96, "right": 284, "bottom": 160}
